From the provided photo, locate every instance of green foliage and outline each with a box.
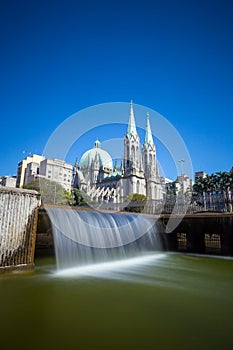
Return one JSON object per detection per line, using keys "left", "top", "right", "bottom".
{"left": 72, "top": 188, "right": 91, "bottom": 206}
{"left": 125, "top": 193, "right": 147, "bottom": 202}
{"left": 64, "top": 190, "right": 72, "bottom": 205}
{"left": 193, "top": 171, "right": 233, "bottom": 212}
{"left": 124, "top": 193, "right": 147, "bottom": 213}
{"left": 23, "top": 178, "right": 41, "bottom": 192}
{"left": 193, "top": 172, "right": 233, "bottom": 194}
{"left": 23, "top": 178, "right": 70, "bottom": 205}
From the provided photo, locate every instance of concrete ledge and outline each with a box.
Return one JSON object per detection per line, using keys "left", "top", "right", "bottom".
{"left": 161, "top": 212, "right": 233, "bottom": 219}
{"left": 0, "top": 186, "right": 39, "bottom": 196}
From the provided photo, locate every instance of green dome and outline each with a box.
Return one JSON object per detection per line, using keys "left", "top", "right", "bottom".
{"left": 80, "top": 140, "right": 113, "bottom": 168}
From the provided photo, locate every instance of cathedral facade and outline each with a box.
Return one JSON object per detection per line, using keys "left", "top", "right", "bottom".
{"left": 73, "top": 102, "right": 163, "bottom": 203}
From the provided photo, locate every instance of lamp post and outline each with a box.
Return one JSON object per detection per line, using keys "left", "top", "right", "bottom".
{"left": 178, "top": 160, "right": 185, "bottom": 191}
{"left": 178, "top": 159, "right": 185, "bottom": 175}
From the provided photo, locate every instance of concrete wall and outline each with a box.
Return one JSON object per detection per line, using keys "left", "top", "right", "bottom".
{"left": 0, "top": 187, "right": 41, "bottom": 273}
{"left": 161, "top": 213, "right": 233, "bottom": 256}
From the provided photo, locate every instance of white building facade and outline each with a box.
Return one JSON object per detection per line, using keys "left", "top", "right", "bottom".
{"left": 0, "top": 176, "right": 17, "bottom": 188}
{"left": 39, "top": 158, "right": 73, "bottom": 192}
{"left": 16, "top": 154, "right": 45, "bottom": 188}
{"left": 175, "top": 174, "right": 194, "bottom": 194}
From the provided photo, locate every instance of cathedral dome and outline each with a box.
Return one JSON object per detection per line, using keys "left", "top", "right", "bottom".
{"left": 80, "top": 140, "right": 113, "bottom": 169}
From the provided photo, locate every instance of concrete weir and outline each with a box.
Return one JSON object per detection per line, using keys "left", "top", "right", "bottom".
{"left": 36, "top": 207, "right": 233, "bottom": 258}
{"left": 0, "top": 187, "right": 41, "bottom": 273}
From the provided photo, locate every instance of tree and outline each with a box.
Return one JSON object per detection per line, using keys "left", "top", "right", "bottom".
{"left": 124, "top": 193, "right": 147, "bottom": 213}
{"left": 72, "top": 188, "right": 91, "bottom": 206}
{"left": 24, "top": 178, "right": 70, "bottom": 206}
{"left": 193, "top": 171, "right": 233, "bottom": 212}
{"left": 215, "top": 172, "right": 233, "bottom": 212}
{"left": 193, "top": 176, "right": 208, "bottom": 210}
{"left": 64, "top": 190, "right": 73, "bottom": 205}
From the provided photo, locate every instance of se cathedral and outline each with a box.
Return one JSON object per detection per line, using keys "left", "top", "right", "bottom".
{"left": 73, "top": 101, "right": 163, "bottom": 203}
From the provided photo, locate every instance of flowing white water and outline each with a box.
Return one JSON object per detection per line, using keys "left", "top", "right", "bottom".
{"left": 55, "top": 254, "right": 166, "bottom": 278}
{"left": 46, "top": 208, "right": 164, "bottom": 271}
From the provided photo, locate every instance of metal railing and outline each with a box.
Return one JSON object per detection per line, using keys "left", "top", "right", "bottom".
{"left": 84, "top": 192, "right": 233, "bottom": 215}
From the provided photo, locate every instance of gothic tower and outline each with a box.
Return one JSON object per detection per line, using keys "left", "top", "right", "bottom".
{"left": 121, "top": 101, "right": 146, "bottom": 199}
{"left": 123, "top": 101, "right": 141, "bottom": 175}
{"left": 142, "top": 113, "right": 160, "bottom": 199}
{"left": 90, "top": 140, "right": 101, "bottom": 185}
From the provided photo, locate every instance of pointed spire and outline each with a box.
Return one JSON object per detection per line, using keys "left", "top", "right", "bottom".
{"left": 113, "top": 160, "right": 118, "bottom": 170}
{"left": 73, "top": 157, "right": 79, "bottom": 177}
{"left": 144, "top": 112, "right": 154, "bottom": 146}
{"left": 74, "top": 157, "right": 78, "bottom": 168}
{"left": 127, "top": 100, "right": 137, "bottom": 137}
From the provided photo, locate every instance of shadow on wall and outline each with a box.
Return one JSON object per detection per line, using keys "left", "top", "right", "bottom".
{"left": 36, "top": 208, "right": 54, "bottom": 256}
{"left": 162, "top": 214, "right": 233, "bottom": 257}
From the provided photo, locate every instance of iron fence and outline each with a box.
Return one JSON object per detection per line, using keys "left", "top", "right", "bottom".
{"left": 104, "top": 192, "right": 233, "bottom": 214}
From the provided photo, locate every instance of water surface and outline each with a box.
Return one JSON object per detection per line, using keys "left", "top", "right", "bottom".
{"left": 0, "top": 253, "right": 232, "bottom": 350}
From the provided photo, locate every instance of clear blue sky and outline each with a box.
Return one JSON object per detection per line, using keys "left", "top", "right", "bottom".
{"left": 0, "top": 0, "right": 233, "bottom": 179}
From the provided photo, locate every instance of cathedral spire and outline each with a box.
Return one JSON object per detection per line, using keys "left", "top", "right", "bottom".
{"left": 127, "top": 100, "right": 137, "bottom": 137}
{"left": 74, "top": 157, "right": 79, "bottom": 169}
{"left": 144, "top": 112, "right": 154, "bottom": 146}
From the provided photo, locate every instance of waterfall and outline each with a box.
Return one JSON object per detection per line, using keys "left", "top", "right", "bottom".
{"left": 46, "top": 208, "right": 164, "bottom": 270}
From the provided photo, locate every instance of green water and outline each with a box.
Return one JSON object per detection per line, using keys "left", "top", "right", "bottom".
{"left": 0, "top": 253, "right": 233, "bottom": 350}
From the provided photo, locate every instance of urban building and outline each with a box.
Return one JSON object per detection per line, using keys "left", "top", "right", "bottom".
{"left": 0, "top": 176, "right": 17, "bottom": 188}
{"left": 24, "top": 161, "right": 40, "bottom": 185}
{"left": 39, "top": 158, "right": 73, "bottom": 192}
{"left": 16, "top": 154, "right": 44, "bottom": 188}
{"left": 73, "top": 102, "right": 163, "bottom": 203}
{"left": 175, "top": 174, "right": 193, "bottom": 194}
{"left": 161, "top": 177, "right": 174, "bottom": 195}
{"left": 195, "top": 171, "right": 207, "bottom": 180}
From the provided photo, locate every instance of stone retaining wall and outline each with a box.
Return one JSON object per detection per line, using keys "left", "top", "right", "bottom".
{"left": 0, "top": 187, "right": 41, "bottom": 273}
{"left": 161, "top": 213, "right": 233, "bottom": 256}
